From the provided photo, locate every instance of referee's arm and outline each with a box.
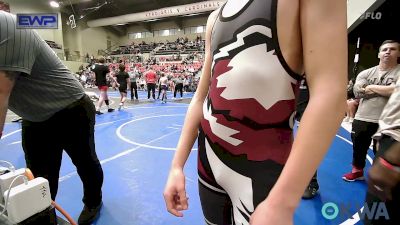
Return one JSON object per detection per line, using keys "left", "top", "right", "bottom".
{"left": 0, "top": 71, "right": 18, "bottom": 138}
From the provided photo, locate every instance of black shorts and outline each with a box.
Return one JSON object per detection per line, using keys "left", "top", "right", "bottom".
{"left": 119, "top": 85, "right": 127, "bottom": 93}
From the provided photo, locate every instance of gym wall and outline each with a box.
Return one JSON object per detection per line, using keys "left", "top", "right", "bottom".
{"left": 348, "top": 0, "right": 400, "bottom": 78}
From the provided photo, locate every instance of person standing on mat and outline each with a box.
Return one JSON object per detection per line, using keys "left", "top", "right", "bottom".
{"left": 173, "top": 75, "right": 184, "bottom": 99}
{"left": 144, "top": 66, "right": 157, "bottom": 100}
{"left": 115, "top": 64, "right": 130, "bottom": 110}
{"left": 92, "top": 57, "right": 115, "bottom": 114}
{"left": 0, "top": 11, "right": 103, "bottom": 225}
{"left": 128, "top": 67, "right": 139, "bottom": 100}
{"left": 159, "top": 73, "right": 169, "bottom": 103}
{"left": 163, "top": 0, "right": 347, "bottom": 224}
{"left": 342, "top": 40, "right": 400, "bottom": 182}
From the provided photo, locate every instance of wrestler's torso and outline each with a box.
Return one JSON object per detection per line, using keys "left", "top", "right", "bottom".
{"left": 200, "top": 0, "right": 303, "bottom": 163}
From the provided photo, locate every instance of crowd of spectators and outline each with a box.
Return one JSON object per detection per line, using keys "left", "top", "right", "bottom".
{"left": 76, "top": 54, "right": 203, "bottom": 95}
{"left": 74, "top": 36, "right": 205, "bottom": 98}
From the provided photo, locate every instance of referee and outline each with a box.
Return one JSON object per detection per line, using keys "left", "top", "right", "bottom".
{"left": 0, "top": 11, "right": 103, "bottom": 224}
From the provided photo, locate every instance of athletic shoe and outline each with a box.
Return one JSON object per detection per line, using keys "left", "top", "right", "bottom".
{"left": 11, "top": 117, "right": 22, "bottom": 123}
{"left": 108, "top": 108, "right": 115, "bottom": 112}
{"left": 342, "top": 171, "right": 364, "bottom": 182}
{"left": 95, "top": 111, "right": 103, "bottom": 115}
{"left": 302, "top": 181, "right": 319, "bottom": 199}
{"left": 78, "top": 202, "right": 102, "bottom": 224}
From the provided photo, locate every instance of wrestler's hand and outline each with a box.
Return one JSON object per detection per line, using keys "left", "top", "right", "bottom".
{"left": 250, "top": 199, "right": 294, "bottom": 225}
{"left": 163, "top": 167, "right": 188, "bottom": 217}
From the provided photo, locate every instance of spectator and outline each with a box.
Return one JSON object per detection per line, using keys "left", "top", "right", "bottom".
{"left": 343, "top": 40, "right": 400, "bottom": 182}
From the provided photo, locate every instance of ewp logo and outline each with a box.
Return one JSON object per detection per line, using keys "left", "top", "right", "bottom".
{"left": 17, "top": 14, "right": 58, "bottom": 29}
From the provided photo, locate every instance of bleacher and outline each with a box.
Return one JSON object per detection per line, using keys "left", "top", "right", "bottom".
{"left": 110, "top": 43, "right": 153, "bottom": 55}
{"left": 108, "top": 38, "right": 205, "bottom": 56}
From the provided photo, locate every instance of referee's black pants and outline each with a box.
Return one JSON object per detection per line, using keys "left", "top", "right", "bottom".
{"left": 174, "top": 83, "right": 183, "bottom": 98}
{"left": 21, "top": 95, "right": 103, "bottom": 208}
{"left": 130, "top": 82, "right": 138, "bottom": 100}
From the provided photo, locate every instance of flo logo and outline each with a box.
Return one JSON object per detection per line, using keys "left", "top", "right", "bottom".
{"left": 321, "top": 202, "right": 389, "bottom": 221}
{"left": 360, "top": 12, "right": 382, "bottom": 20}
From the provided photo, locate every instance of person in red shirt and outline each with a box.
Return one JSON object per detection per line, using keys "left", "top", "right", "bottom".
{"left": 144, "top": 67, "right": 157, "bottom": 100}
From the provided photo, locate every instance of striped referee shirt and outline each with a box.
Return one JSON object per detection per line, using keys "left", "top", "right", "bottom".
{"left": 0, "top": 11, "right": 84, "bottom": 122}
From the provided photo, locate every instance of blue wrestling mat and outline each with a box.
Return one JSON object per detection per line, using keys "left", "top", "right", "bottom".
{"left": 0, "top": 98, "right": 372, "bottom": 225}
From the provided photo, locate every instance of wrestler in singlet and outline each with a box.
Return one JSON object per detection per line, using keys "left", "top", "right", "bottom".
{"left": 197, "top": 0, "right": 303, "bottom": 224}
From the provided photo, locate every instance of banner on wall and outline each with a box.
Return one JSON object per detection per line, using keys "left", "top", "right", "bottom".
{"left": 16, "top": 14, "right": 58, "bottom": 29}
{"left": 87, "top": 0, "right": 226, "bottom": 28}
{"left": 0, "top": 1, "right": 10, "bottom": 12}
{"left": 143, "top": 0, "right": 225, "bottom": 19}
